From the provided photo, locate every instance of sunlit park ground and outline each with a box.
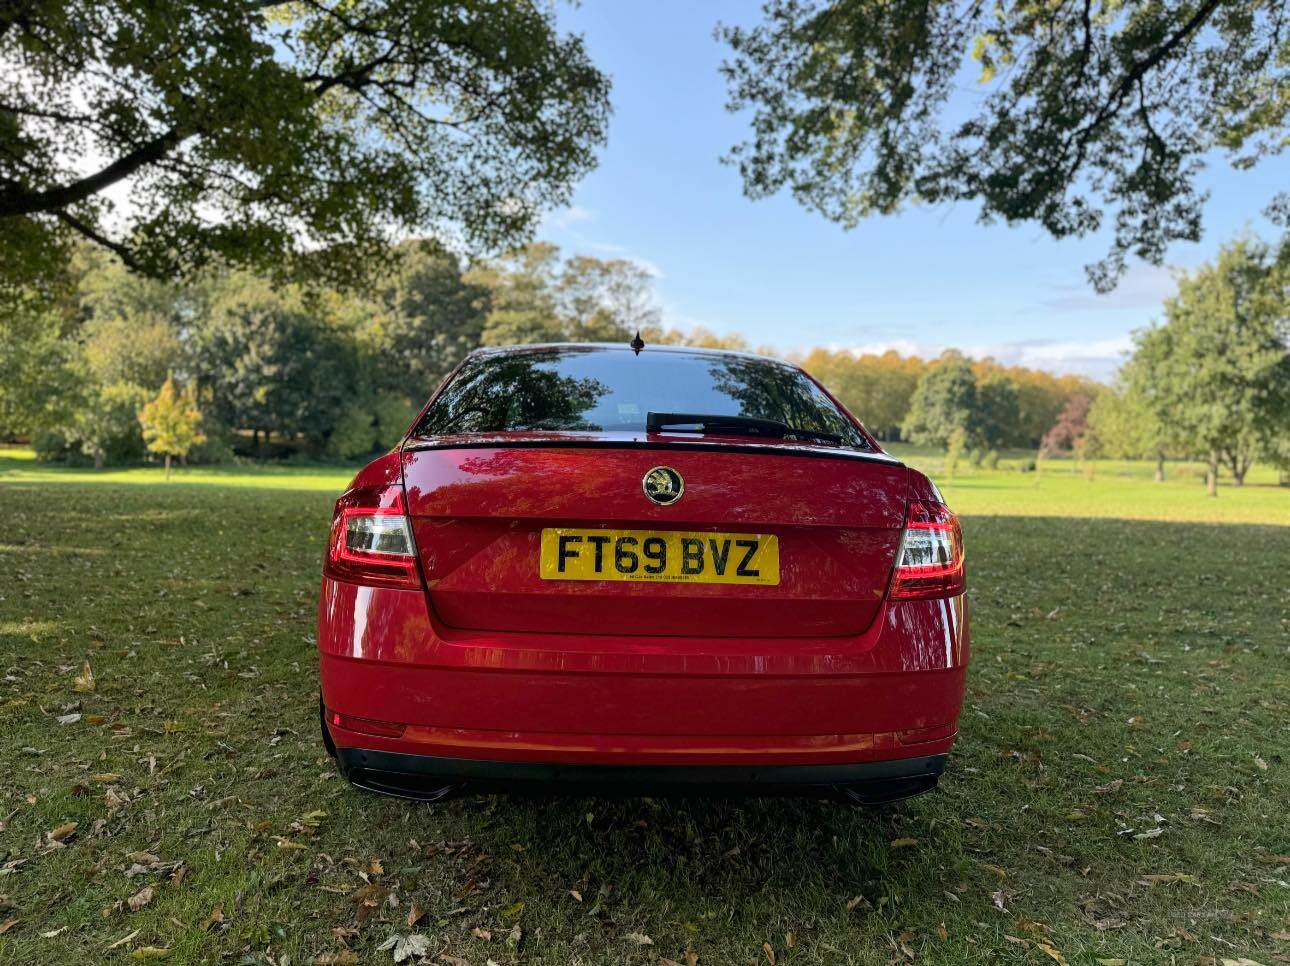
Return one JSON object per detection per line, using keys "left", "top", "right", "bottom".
{"left": 1, "top": 443, "right": 1287, "bottom": 964}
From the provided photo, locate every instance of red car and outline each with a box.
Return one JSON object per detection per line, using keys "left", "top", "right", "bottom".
{"left": 318, "top": 343, "right": 968, "bottom": 804}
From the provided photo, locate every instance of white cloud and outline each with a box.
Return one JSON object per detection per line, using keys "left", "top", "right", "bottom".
{"left": 1036, "top": 262, "right": 1182, "bottom": 314}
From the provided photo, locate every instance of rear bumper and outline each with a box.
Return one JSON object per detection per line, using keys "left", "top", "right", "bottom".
{"left": 318, "top": 578, "right": 969, "bottom": 774}
{"left": 336, "top": 746, "right": 947, "bottom": 804}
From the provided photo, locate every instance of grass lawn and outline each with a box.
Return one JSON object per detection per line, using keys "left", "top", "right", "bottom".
{"left": 1, "top": 447, "right": 1287, "bottom": 965}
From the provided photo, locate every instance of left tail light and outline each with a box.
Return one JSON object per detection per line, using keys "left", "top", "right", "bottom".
{"left": 324, "top": 485, "right": 421, "bottom": 589}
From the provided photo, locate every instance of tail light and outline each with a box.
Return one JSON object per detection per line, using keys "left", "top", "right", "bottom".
{"left": 889, "top": 499, "right": 965, "bottom": 600}
{"left": 324, "top": 485, "right": 421, "bottom": 589}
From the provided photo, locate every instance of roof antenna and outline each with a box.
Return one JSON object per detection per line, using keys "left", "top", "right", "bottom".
{"left": 629, "top": 330, "right": 645, "bottom": 355}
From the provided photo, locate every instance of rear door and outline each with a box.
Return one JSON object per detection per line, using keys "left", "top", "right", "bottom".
{"left": 403, "top": 441, "right": 905, "bottom": 638}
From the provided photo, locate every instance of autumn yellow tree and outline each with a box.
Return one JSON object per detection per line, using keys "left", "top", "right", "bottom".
{"left": 138, "top": 377, "right": 205, "bottom": 480}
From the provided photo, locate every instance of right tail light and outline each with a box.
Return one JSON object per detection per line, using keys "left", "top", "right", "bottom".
{"left": 889, "top": 499, "right": 965, "bottom": 600}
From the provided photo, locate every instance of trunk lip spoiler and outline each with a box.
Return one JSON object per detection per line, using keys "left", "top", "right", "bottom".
{"left": 401, "top": 434, "right": 904, "bottom": 466}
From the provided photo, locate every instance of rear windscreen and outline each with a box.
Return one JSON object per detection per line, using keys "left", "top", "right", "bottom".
{"left": 414, "top": 347, "right": 867, "bottom": 448}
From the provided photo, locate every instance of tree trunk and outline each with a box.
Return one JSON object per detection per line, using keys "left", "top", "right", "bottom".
{"left": 1154, "top": 454, "right": 1165, "bottom": 482}
{"left": 1206, "top": 451, "right": 1218, "bottom": 497}
{"left": 94, "top": 451, "right": 104, "bottom": 470}
{"left": 164, "top": 453, "right": 172, "bottom": 481}
{"left": 1233, "top": 455, "right": 1249, "bottom": 486}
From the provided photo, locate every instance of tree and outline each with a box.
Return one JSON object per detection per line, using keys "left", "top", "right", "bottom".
{"left": 69, "top": 382, "right": 151, "bottom": 469}
{"left": 1086, "top": 379, "right": 1175, "bottom": 480}
{"left": 472, "top": 244, "right": 661, "bottom": 346}
{"left": 903, "top": 351, "right": 979, "bottom": 447}
{"left": 187, "top": 273, "right": 359, "bottom": 451}
{"left": 720, "top": 1, "right": 1290, "bottom": 289}
{"left": 0, "top": 304, "right": 81, "bottom": 438}
{"left": 800, "top": 349, "right": 924, "bottom": 440}
{"left": 975, "top": 372, "right": 1023, "bottom": 449}
{"left": 1041, "top": 394, "right": 1094, "bottom": 454}
{"left": 0, "top": 1, "right": 610, "bottom": 298}
{"left": 139, "top": 377, "right": 205, "bottom": 479}
{"left": 1128, "top": 238, "right": 1290, "bottom": 495}
{"left": 367, "top": 243, "right": 491, "bottom": 396}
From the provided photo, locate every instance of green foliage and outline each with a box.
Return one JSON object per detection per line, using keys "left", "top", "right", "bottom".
{"left": 472, "top": 243, "right": 660, "bottom": 347}
{"left": 720, "top": 0, "right": 1290, "bottom": 289}
{"left": 1127, "top": 238, "right": 1290, "bottom": 487}
{"left": 974, "top": 372, "right": 1022, "bottom": 448}
{"left": 943, "top": 426, "right": 968, "bottom": 479}
{"left": 366, "top": 243, "right": 491, "bottom": 396}
{"left": 0, "top": 303, "right": 81, "bottom": 437}
{"left": 1085, "top": 383, "right": 1168, "bottom": 465}
{"left": 188, "top": 274, "right": 359, "bottom": 445}
{"left": 139, "top": 377, "right": 205, "bottom": 475}
{"left": 903, "top": 351, "right": 980, "bottom": 447}
{"left": 0, "top": 1, "right": 610, "bottom": 297}
{"left": 68, "top": 382, "right": 151, "bottom": 469}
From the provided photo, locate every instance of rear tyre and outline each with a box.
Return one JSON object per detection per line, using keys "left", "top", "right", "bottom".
{"left": 319, "top": 696, "right": 337, "bottom": 758}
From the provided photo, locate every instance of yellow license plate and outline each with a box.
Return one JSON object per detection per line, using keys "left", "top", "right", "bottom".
{"left": 540, "top": 528, "right": 780, "bottom": 585}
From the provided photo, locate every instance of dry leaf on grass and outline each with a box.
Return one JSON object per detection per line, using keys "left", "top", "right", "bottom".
{"left": 406, "top": 903, "right": 425, "bottom": 928}
{"left": 890, "top": 838, "right": 918, "bottom": 849}
{"left": 107, "top": 929, "right": 140, "bottom": 949}
{"left": 200, "top": 903, "right": 224, "bottom": 931}
{"left": 46, "top": 821, "right": 77, "bottom": 845}
{"left": 313, "top": 953, "right": 359, "bottom": 966}
{"left": 74, "top": 661, "right": 96, "bottom": 692}
{"left": 377, "top": 934, "right": 431, "bottom": 963}
{"left": 0, "top": 919, "right": 18, "bottom": 935}
{"left": 127, "top": 886, "right": 154, "bottom": 912}
{"left": 130, "top": 948, "right": 170, "bottom": 960}
{"left": 626, "top": 932, "right": 653, "bottom": 946}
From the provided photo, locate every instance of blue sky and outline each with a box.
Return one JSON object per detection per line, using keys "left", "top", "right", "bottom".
{"left": 539, "top": 1, "right": 1288, "bottom": 381}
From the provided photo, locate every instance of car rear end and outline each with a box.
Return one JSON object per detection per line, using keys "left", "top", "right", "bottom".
{"left": 318, "top": 344, "right": 968, "bottom": 803}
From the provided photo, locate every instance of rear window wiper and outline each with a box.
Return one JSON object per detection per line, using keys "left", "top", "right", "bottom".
{"left": 646, "top": 412, "right": 843, "bottom": 446}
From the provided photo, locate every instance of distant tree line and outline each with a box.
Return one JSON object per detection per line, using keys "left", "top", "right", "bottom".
{"left": 803, "top": 347, "right": 1098, "bottom": 452}
{"left": 3, "top": 236, "right": 1285, "bottom": 492}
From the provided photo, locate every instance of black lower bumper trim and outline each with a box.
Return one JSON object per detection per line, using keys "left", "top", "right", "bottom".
{"left": 335, "top": 748, "right": 946, "bottom": 805}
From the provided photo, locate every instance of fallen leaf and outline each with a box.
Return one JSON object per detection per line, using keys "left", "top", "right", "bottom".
{"left": 367, "top": 859, "right": 384, "bottom": 876}
{"left": 200, "top": 903, "right": 224, "bottom": 931}
{"left": 626, "top": 932, "right": 653, "bottom": 946}
{"left": 128, "top": 887, "right": 154, "bottom": 912}
{"left": 406, "top": 903, "right": 424, "bottom": 928}
{"left": 438, "top": 956, "right": 469, "bottom": 966}
{"left": 570, "top": 889, "right": 582, "bottom": 902}
{"left": 41, "top": 926, "right": 67, "bottom": 937}
{"left": 1253, "top": 755, "right": 1268, "bottom": 771}
{"left": 313, "top": 953, "right": 359, "bottom": 966}
{"left": 0, "top": 920, "right": 17, "bottom": 935}
{"left": 377, "top": 934, "right": 431, "bottom": 963}
{"left": 506, "top": 923, "right": 522, "bottom": 947}
{"left": 74, "top": 661, "right": 96, "bottom": 693}
{"left": 890, "top": 838, "right": 918, "bottom": 849}
{"left": 46, "top": 822, "right": 77, "bottom": 844}
{"left": 56, "top": 713, "right": 82, "bottom": 726}
{"left": 762, "top": 941, "right": 776, "bottom": 964}
{"left": 1036, "top": 942, "right": 1069, "bottom": 965}
{"left": 1138, "top": 873, "right": 1199, "bottom": 887}
{"left": 107, "top": 929, "right": 140, "bottom": 949}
